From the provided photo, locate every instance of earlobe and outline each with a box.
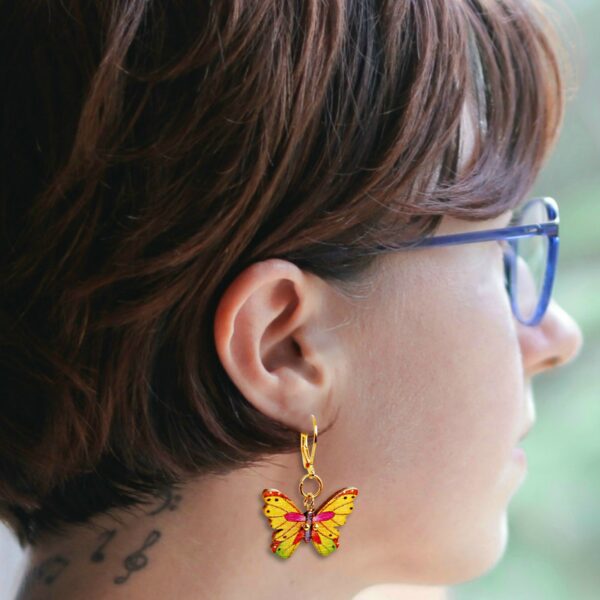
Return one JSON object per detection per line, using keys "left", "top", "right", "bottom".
{"left": 213, "top": 258, "right": 335, "bottom": 430}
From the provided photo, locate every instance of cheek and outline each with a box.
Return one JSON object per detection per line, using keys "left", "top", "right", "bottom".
{"left": 335, "top": 253, "right": 525, "bottom": 575}
{"left": 359, "top": 251, "right": 522, "bottom": 465}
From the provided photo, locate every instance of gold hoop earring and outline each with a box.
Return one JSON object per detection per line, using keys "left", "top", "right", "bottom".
{"left": 261, "top": 414, "right": 359, "bottom": 559}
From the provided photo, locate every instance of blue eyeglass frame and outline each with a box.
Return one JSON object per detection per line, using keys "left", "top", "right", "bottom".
{"left": 373, "top": 196, "right": 560, "bottom": 327}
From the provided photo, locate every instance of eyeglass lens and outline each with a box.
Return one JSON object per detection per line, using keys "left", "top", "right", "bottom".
{"left": 504, "top": 199, "right": 549, "bottom": 323}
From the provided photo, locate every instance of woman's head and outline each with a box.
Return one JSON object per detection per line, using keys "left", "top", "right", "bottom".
{"left": 212, "top": 208, "right": 581, "bottom": 585}
{"left": 0, "top": 0, "right": 582, "bottom": 582}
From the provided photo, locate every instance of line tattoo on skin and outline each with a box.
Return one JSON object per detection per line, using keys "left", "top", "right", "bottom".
{"left": 88, "top": 487, "right": 182, "bottom": 565}
{"left": 18, "top": 486, "right": 180, "bottom": 594}
{"left": 90, "top": 528, "right": 118, "bottom": 562}
{"left": 145, "top": 485, "right": 183, "bottom": 515}
{"left": 16, "top": 555, "right": 70, "bottom": 597}
{"left": 113, "top": 529, "right": 162, "bottom": 585}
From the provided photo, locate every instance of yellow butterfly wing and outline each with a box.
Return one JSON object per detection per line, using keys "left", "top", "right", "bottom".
{"left": 261, "top": 488, "right": 306, "bottom": 559}
{"left": 310, "top": 487, "right": 359, "bottom": 557}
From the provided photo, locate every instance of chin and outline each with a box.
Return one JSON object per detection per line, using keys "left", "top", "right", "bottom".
{"left": 443, "top": 513, "right": 511, "bottom": 585}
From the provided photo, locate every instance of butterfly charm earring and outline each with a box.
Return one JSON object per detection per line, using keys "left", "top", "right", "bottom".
{"left": 261, "top": 414, "right": 359, "bottom": 559}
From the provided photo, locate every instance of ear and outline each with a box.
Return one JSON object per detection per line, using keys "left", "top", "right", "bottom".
{"left": 213, "top": 258, "right": 340, "bottom": 431}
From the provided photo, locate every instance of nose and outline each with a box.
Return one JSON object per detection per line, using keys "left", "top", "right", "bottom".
{"left": 518, "top": 299, "right": 584, "bottom": 377}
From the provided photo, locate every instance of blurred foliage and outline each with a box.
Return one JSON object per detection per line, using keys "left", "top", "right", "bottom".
{"left": 452, "top": 1, "right": 600, "bottom": 599}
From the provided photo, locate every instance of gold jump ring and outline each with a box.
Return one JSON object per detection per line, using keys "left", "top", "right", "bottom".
{"left": 299, "top": 472, "right": 323, "bottom": 499}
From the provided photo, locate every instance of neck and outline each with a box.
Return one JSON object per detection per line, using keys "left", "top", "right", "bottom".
{"left": 15, "top": 458, "right": 447, "bottom": 600}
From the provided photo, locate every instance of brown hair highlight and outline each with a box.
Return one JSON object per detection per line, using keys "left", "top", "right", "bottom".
{"left": 0, "top": 0, "right": 567, "bottom": 546}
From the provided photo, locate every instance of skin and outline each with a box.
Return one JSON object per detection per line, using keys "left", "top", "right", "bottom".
{"left": 12, "top": 205, "right": 583, "bottom": 600}
{"left": 11, "top": 100, "right": 583, "bottom": 600}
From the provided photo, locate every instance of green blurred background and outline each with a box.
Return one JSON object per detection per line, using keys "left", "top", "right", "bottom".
{"left": 451, "top": 1, "right": 600, "bottom": 599}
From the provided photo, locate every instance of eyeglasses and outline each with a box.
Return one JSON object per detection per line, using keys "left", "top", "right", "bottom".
{"left": 374, "top": 197, "right": 559, "bottom": 327}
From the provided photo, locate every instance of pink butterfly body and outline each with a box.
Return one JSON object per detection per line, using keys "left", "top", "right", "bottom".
{"left": 284, "top": 509, "right": 336, "bottom": 543}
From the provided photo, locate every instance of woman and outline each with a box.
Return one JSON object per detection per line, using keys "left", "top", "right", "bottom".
{"left": 1, "top": 1, "right": 583, "bottom": 599}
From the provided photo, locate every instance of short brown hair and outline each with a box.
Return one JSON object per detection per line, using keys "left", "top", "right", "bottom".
{"left": 1, "top": 0, "right": 566, "bottom": 547}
